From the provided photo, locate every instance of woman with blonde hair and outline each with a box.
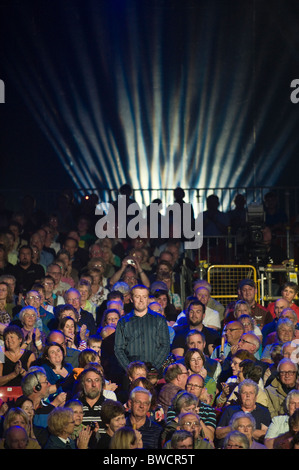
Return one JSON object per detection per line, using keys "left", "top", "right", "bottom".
{"left": 0, "top": 407, "right": 41, "bottom": 449}
{"left": 109, "top": 426, "right": 143, "bottom": 449}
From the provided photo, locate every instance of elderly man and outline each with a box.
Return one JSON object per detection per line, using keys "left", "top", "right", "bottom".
{"left": 126, "top": 386, "right": 163, "bottom": 449}
{"left": 21, "top": 369, "right": 55, "bottom": 429}
{"left": 216, "top": 379, "right": 271, "bottom": 448}
{"left": 114, "top": 285, "right": 170, "bottom": 372}
{"left": 164, "top": 411, "right": 214, "bottom": 449}
{"left": 265, "top": 358, "right": 298, "bottom": 418}
{"left": 64, "top": 288, "right": 97, "bottom": 335}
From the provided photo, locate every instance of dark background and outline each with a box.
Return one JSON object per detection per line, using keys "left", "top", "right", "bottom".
{"left": 1, "top": 0, "right": 299, "bottom": 213}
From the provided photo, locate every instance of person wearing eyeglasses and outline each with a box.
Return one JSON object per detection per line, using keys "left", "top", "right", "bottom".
{"left": 45, "top": 406, "right": 92, "bottom": 449}
{"left": 264, "top": 389, "right": 299, "bottom": 448}
{"left": 126, "top": 386, "right": 163, "bottom": 449}
{"left": 222, "top": 429, "right": 250, "bottom": 449}
{"left": 229, "top": 411, "right": 267, "bottom": 449}
{"left": 164, "top": 411, "right": 214, "bottom": 449}
{"left": 265, "top": 358, "right": 298, "bottom": 418}
{"left": 64, "top": 288, "right": 97, "bottom": 335}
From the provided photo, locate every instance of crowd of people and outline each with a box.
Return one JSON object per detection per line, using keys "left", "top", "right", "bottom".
{"left": 0, "top": 187, "right": 298, "bottom": 450}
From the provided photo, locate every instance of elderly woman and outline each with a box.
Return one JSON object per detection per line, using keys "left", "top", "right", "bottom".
{"left": 0, "top": 407, "right": 41, "bottom": 449}
{"left": 264, "top": 389, "right": 299, "bottom": 448}
{"left": 222, "top": 430, "right": 250, "bottom": 449}
{"left": 184, "top": 348, "right": 216, "bottom": 403}
{"left": 229, "top": 411, "right": 267, "bottom": 448}
{"left": 77, "top": 279, "right": 96, "bottom": 319}
{"left": 261, "top": 318, "right": 296, "bottom": 363}
{"left": 19, "top": 306, "right": 46, "bottom": 357}
{"left": 0, "top": 325, "right": 35, "bottom": 386}
{"left": 161, "top": 391, "right": 198, "bottom": 444}
{"left": 45, "top": 406, "right": 91, "bottom": 449}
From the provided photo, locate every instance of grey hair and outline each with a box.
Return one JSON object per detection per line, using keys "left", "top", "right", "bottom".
{"left": 238, "top": 379, "right": 259, "bottom": 396}
{"left": 19, "top": 306, "right": 38, "bottom": 323}
{"left": 229, "top": 411, "right": 256, "bottom": 431}
{"left": 223, "top": 430, "right": 250, "bottom": 449}
{"left": 172, "top": 391, "right": 197, "bottom": 414}
{"left": 285, "top": 390, "right": 299, "bottom": 411}
{"left": 277, "top": 318, "right": 295, "bottom": 334}
{"left": 21, "top": 369, "right": 47, "bottom": 396}
{"left": 129, "top": 386, "right": 152, "bottom": 402}
{"left": 277, "top": 358, "right": 298, "bottom": 373}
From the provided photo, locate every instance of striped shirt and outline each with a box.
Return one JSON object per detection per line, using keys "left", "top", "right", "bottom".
{"left": 166, "top": 400, "right": 217, "bottom": 429}
{"left": 81, "top": 395, "right": 106, "bottom": 434}
{"left": 114, "top": 309, "right": 170, "bottom": 370}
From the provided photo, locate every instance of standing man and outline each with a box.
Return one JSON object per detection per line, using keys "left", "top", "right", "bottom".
{"left": 114, "top": 284, "right": 170, "bottom": 372}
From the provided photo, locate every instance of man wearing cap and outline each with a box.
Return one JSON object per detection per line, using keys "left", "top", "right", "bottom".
{"left": 224, "top": 279, "right": 272, "bottom": 329}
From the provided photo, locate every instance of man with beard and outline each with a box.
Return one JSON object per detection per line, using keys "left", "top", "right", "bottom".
{"left": 11, "top": 245, "right": 45, "bottom": 295}
{"left": 78, "top": 366, "right": 106, "bottom": 435}
{"left": 114, "top": 285, "right": 170, "bottom": 372}
{"left": 171, "top": 300, "right": 221, "bottom": 358}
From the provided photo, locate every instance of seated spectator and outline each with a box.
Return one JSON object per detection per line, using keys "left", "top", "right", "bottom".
{"left": 0, "top": 325, "right": 35, "bottom": 387}
{"left": 20, "top": 369, "right": 56, "bottom": 428}
{"left": 39, "top": 342, "right": 73, "bottom": 401}
{"left": 229, "top": 411, "right": 267, "bottom": 448}
{"left": 216, "top": 379, "right": 272, "bottom": 448}
{"left": 18, "top": 306, "right": 46, "bottom": 357}
{"left": 125, "top": 386, "right": 163, "bottom": 449}
{"left": 265, "top": 358, "right": 298, "bottom": 418}
{"left": 222, "top": 430, "right": 250, "bottom": 449}
{"left": 45, "top": 406, "right": 91, "bottom": 449}
{"left": 14, "top": 395, "right": 49, "bottom": 448}
{"left": 170, "top": 429, "right": 194, "bottom": 449}
{"left": 163, "top": 411, "right": 214, "bottom": 449}
{"left": 184, "top": 348, "right": 216, "bottom": 404}
{"left": 109, "top": 426, "right": 143, "bottom": 449}
{"left": 77, "top": 279, "right": 96, "bottom": 320}
{"left": 96, "top": 399, "right": 126, "bottom": 449}
{"left": 0, "top": 425, "right": 38, "bottom": 450}
{"left": 56, "top": 249, "right": 79, "bottom": 286}
{"left": 261, "top": 318, "right": 296, "bottom": 363}
{"left": 264, "top": 389, "right": 299, "bottom": 448}
{"left": 157, "top": 362, "right": 189, "bottom": 416}
{"left": 0, "top": 407, "right": 41, "bottom": 449}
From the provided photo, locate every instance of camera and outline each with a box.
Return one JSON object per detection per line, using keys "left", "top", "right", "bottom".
{"left": 127, "top": 259, "right": 135, "bottom": 265}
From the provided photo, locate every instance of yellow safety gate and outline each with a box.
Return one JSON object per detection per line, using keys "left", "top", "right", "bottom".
{"left": 207, "top": 265, "right": 259, "bottom": 307}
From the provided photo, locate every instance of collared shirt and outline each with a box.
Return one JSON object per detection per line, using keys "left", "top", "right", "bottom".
{"left": 114, "top": 309, "right": 170, "bottom": 370}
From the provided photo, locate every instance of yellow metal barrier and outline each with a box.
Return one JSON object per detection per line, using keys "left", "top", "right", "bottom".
{"left": 207, "top": 265, "right": 258, "bottom": 307}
